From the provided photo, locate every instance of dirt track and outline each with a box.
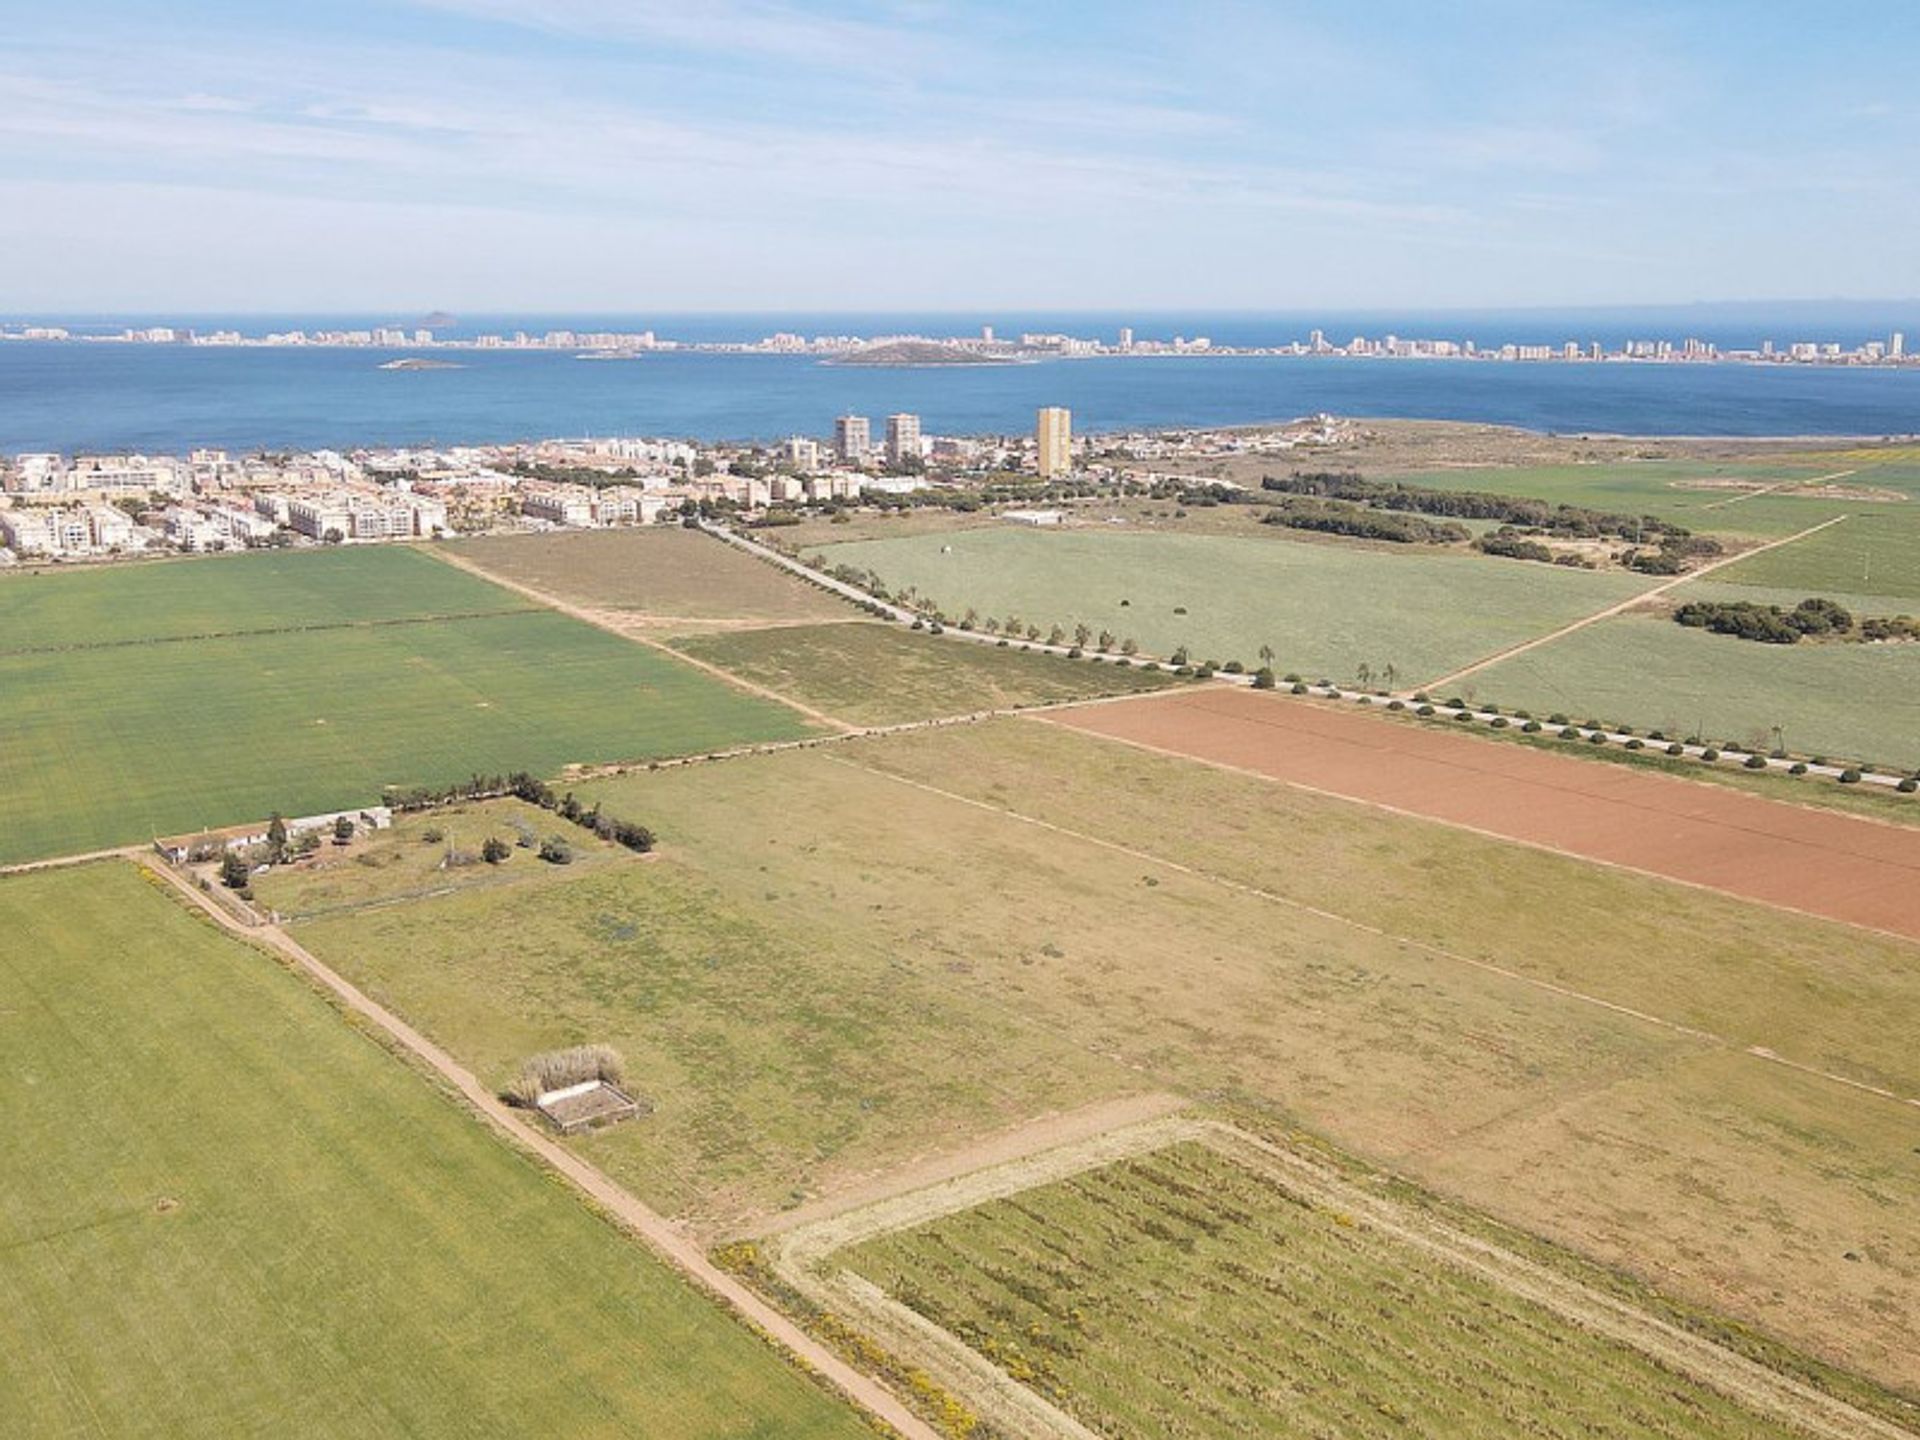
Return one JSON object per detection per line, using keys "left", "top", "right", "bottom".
{"left": 1047, "top": 687, "right": 1920, "bottom": 946}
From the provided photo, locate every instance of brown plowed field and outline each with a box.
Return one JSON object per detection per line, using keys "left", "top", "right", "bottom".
{"left": 1048, "top": 687, "right": 1920, "bottom": 945}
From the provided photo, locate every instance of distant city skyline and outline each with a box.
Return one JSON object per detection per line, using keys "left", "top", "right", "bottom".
{"left": 2, "top": 2, "right": 1917, "bottom": 311}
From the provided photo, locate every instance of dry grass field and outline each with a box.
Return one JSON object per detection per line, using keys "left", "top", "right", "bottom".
{"left": 845, "top": 1140, "right": 1829, "bottom": 1439}
{"left": 670, "top": 620, "right": 1180, "bottom": 726}
{"left": 453, "top": 526, "right": 854, "bottom": 624}
{"left": 284, "top": 719, "right": 1920, "bottom": 1398}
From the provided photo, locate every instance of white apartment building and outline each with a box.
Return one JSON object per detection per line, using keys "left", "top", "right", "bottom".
{"left": 785, "top": 436, "right": 821, "bottom": 471}
{"left": 1036, "top": 407, "right": 1073, "bottom": 479}
{"left": 834, "top": 414, "right": 871, "bottom": 463}
{"left": 884, "top": 413, "right": 922, "bottom": 465}
{"left": 68, "top": 455, "right": 184, "bottom": 495}
{"left": 9, "top": 454, "right": 66, "bottom": 492}
{"left": 287, "top": 497, "right": 353, "bottom": 541}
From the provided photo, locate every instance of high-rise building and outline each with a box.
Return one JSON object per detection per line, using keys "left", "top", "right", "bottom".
{"left": 884, "top": 413, "right": 921, "bottom": 465}
{"left": 786, "top": 436, "right": 821, "bottom": 470}
{"left": 981, "top": 324, "right": 994, "bottom": 342}
{"left": 1117, "top": 327, "right": 1134, "bottom": 350}
{"left": 1893, "top": 332, "right": 1907, "bottom": 359}
{"left": 1036, "top": 407, "right": 1072, "bottom": 479}
{"left": 834, "top": 414, "right": 870, "bottom": 463}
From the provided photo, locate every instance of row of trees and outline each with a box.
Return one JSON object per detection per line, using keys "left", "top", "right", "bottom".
{"left": 1260, "top": 470, "right": 1687, "bottom": 542}
{"left": 383, "top": 771, "right": 656, "bottom": 852}
{"left": 1673, "top": 595, "right": 1860, "bottom": 644}
{"left": 1260, "top": 497, "right": 1469, "bottom": 545}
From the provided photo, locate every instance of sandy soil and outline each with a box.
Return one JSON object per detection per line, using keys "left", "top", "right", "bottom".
{"left": 1046, "top": 687, "right": 1920, "bottom": 945}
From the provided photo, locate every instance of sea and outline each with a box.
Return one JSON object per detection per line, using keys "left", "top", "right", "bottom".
{"left": 2, "top": 304, "right": 1918, "bottom": 453}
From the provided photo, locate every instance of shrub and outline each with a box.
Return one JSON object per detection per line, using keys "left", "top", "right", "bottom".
{"left": 1588, "top": 732, "right": 1607, "bottom": 746}
{"left": 1898, "top": 778, "right": 1918, "bottom": 793}
{"left": 1456, "top": 710, "right": 1474, "bottom": 722}
{"left": 1387, "top": 699, "right": 1406, "bottom": 711}
{"left": 218, "top": 850, "right": 252, "bottom": 890}
{"left": 1283, "top": 672, "right": 1302, "bottom": 684}
{"left": 1549, "top": 713, "right": 1569, "bottom": 725}
{"left": 1067, "top": 646, "right": 1084, "bottom": 658}
{"left": 1625, "top": 738, "right": 1644, "bottom": 750}
{"left": 1521, "top": 719, "right": 1542, "bottom": 733}
{"left": 1789, "top": 762, "right": 1808, "bottom": 775}
{"left": 1222, "top": 660, "right": 1245, "bottom": 674}
{"left": 421, "top": 826, "right": 445, "bottom": 845}
{"left": 1744, "top": 754, "right": 1768, "bottom": 769}
{"left": 1446, "top": 696, "right": 1466, "bottom": 709}
{"left": 538, "top": 836, "right": 574, "bottom": 865}
{"left": 1839, "top": 768, "right": 1862, "bottom": 784}
{"left": 481, "top": 836, "right": 512, "bottom": 864}
{"left": 1415, "top": 704, "right": 1435, "bottom": 716}
{"left": 1700, "top": 748, "right": 1720, "bottom": 762}
{"left": 1811, "top": 756, "right": 1829, "bottom": 767}
{"left": 1291, "top": 681, "right": 1310, "bottom": 695}
{"left": 1668, "top": 742, "right": 1686, "bottom": 757}
{"left": 507, "top": 1045, "right": 625, "bottom": 1107}
{"left": 1252, "top": 667, "right": 1276, "bottom": 689}
{"left": 1489, "top": 716, "right": 1509, "bottom": 729}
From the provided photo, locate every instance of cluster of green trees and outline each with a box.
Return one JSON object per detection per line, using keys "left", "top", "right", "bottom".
{"left": 505, "top": 460, "right": 644, "bottom": 490}
{"left": 1473, "top": 531, "right": 1557, "bottom": 563}
{"left": 382, "top": 771, "right": 656, "bottom": 852}
{"left": 1259, "top": 496, "right": 1469, "bottom": 544}
{"left": 1861, "top": 614, "right": 1920, "bottom": 641}
{"left": 1621, "top": 532, "right": 1724, "bottom": 575}
{"left": 1260, "top": 471, "right": 1684, "bottom": 542}
{"left": 1673, "top": 596, "right": 1853, "bottom": 644}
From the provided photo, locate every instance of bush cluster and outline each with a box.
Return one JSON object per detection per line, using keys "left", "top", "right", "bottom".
{"left": 1673, "top": 596, "right": 1853, "bottom": 644}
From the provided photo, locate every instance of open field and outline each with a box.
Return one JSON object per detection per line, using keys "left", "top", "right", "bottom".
{"left": 284, "top": 721, "right": 1920, "bottom": 1392}
{"left": 670, "top": 620, "right": 1180, "bottom": 725}
{"left": 1710, "top": 504, "right": 1920, "bottom": 602}
{"left": 0, "top": 861, "right": 868, "bottom": 1439}
{"left": 454, "top": 527, "right": 853, "bottom": 623}
{"left": 251, "top": 796, "right": 632, "bottom": 921}
{"left": 1049, "top": 686, "right": 1920, "bottom": 938}
{"left": 844, "top": 1140, "right": 1824, "bottom": 1439}
{"left": 815, "top": 527, "right": 1656, "bottom": 683}
{"left": 1388, "top": 459, "right": 1867, "bottom": 538}
{"left": 0, "top": 544, "right": 529, "bottom": 651}
{"left": 1464, "top": 610, "right": 1920, "bottom": 771}
{"left": 0, "top": 607, "right": 813, "bottom": 865}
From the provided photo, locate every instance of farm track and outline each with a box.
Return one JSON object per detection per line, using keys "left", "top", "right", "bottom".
{"left": 1414, "top": 512, "right": 1854, "bottom": 695}
{"left": 773, "top": 1116, "right": 1918, "bottom": 1440}
{"left": 133, "top": 855, "right": 944, "bottom": 1440}
{"left": 428, "top": 545, "right": 859, "bottom": 728}
{"left": 831, "top": 747, "right": 1920, "bottom": 1114}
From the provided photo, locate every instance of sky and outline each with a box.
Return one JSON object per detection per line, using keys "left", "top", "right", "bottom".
{"left": 1, "top": 1, "right": 1917, "bottom": 313}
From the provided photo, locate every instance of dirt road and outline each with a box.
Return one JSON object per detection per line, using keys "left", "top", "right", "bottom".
{"left": 1416, "top": 512, "right": 1852, "bottom": 695}
{"left": 139, "top": 857, "right": 940, "bottom": 1440}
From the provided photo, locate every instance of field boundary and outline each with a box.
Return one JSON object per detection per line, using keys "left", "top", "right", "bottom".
{"left": 770, "top": 1117, "right": 1918, "bottom": 1440}
{"left": 427, "top": 544, "right": 857, "bottom": 729}
{"left": 1415, "top": 512, "right": 1853, "bottom": 694}
{"left": 831, "top": 749, "right": 1920, "bottom": 1113}
{"left": 134, "top": 855, "right": 942, "bottom": 1440}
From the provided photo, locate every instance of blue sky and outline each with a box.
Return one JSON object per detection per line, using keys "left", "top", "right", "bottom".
{"left": 1, "top": 1, "right": 1916, "bottom": 311}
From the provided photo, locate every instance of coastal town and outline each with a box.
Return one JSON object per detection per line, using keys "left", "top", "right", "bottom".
{"left": 0, "top": 318, "right": 1911, "bottom": 368}
{"left": 2, "top": 403, "right": 1257, "bottom": 560}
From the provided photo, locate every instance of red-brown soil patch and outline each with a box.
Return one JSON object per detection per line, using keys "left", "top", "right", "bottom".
{"left": 1048, "top": 688, "right": 1920, "bottom": 944}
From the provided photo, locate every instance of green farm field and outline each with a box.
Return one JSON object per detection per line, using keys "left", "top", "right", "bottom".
{"left": 0, "top": 544, "right": 528, "bottom": 651}
{"left": 815, "top": 527, "right": 1656, "bottom": 684}
{"left": 454, "top": 527, "right": 853, "bottom": 623}
{"left": 1468, "top": 609, "right": 1920, "bottom": 769}
{"left": 0, "top": 604, "right": 813, "bottom": 865}
{"left": 847, "top": 1142, "right": 1811, "bottom": 1439}
{"left": 1392, "top": 458, "right": 1875, "bottom": 539}
{"left": 0, "top": 862, "right": 867, "bottom": 1439}
{"left": 287, "top": 722, "right": 1920, "bottom": 1391}
{"left": 670, "top": 620, "right": 1180, "bottom": 725}
{"left": 1709, "top": 504, "right": 1920, "bottom": 603}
